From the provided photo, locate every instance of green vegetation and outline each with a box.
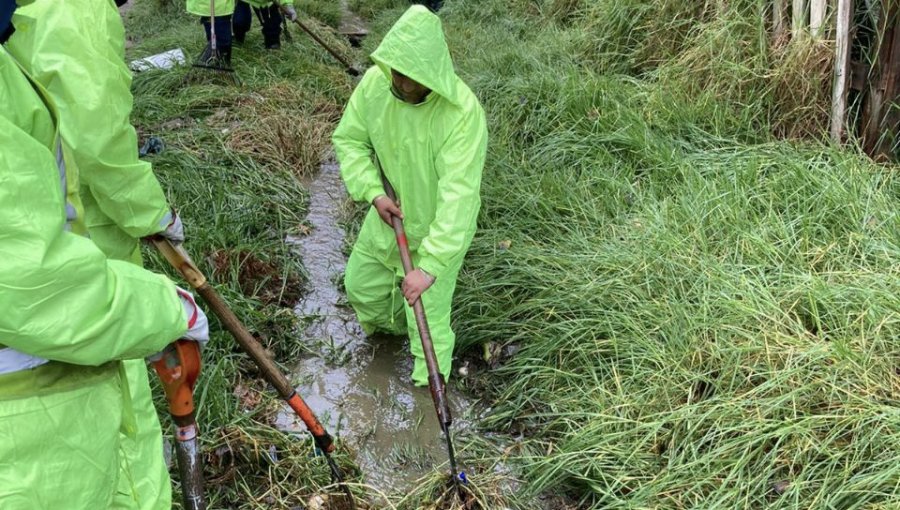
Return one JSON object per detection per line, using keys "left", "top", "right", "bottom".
{"left": 429, "top": 1, "right": 896, "bottom": 508}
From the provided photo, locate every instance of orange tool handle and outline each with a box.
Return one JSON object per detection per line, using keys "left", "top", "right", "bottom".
{"left": 153, "top": 340, "right": 202, "bottom": 421}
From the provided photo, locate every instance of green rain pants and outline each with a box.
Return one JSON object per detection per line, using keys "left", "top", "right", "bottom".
{"left": 0, "top": 362, "right": 125, "bottom": 509}
{"left": 344, "top": 228, "right": 459, "bottom": 386}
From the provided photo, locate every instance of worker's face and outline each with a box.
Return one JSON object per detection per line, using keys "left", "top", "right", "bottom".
{"left": 391, "top": 69, "right": 431, "bottom": 104}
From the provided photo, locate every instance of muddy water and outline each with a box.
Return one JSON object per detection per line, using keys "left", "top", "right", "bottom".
{"left": 280, "top": 158, "right": 476, "bottom": 493}
{"left": 338, "top": 0, "right": 369, "bottom": 38}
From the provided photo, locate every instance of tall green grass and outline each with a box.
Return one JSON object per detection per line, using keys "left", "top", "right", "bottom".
{"left": 358, "top": 0, "right": 899, "bottom": 507}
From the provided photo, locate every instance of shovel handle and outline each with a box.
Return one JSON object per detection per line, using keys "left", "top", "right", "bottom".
{"left": 380, "top": 177, "right": 453, "bottom": 428}
{"left": 150, "top": 238, "right": 335, "bottom": 453}
{"left": 272, "top": 0, "right": 359, "bottom": 75}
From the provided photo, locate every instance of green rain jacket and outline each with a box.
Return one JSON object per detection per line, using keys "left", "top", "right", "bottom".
{"left": 8, "top": 2, "right": 179, "bottom": 508}
{"left": 0, "top": 48, "right": 187, "bottom": 506}
{"left": 242, "top": 0, "right": 293, "bottom": 10}
{"left": 187, "top": 0, "right": 235, "bottom": 17}
{"left": 9, "top": 0, "right": 172, "bottom": 263}
{"left": 333, "top": 5, "right": 488, "bottom": 280}
{"left": 0, "top": 51, "right": 187, "bottom": 363}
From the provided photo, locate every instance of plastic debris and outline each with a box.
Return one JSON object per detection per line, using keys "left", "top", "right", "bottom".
{"left": 130, "top": 48, "right": 186, "bottom": 72}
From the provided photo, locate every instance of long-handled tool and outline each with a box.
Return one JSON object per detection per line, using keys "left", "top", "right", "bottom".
{"left": 379, "top": 172, "right": 468, "bottom": 501}
{"left": 273, "top": 0, "right": 360, "bottom": 76}
{"left": 151, "top": 238, "right": 357, "bottom": 509}
{"left": 153, "top": 340, "right": 206, "bottom": 510}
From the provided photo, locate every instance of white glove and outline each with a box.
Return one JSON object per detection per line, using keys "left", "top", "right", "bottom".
{"left": 158, "top": 209, "right": 185, "bottom": 245}
{"left": 176, "top": 287, "right": 209, "bottom": 348}
{"left": 147, "top": 287, "right": 209, "bottom": 363}
{"left": 283, "top": 5, "right": 297, "bottom": 21}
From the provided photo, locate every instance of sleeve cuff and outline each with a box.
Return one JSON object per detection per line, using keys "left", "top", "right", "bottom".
{"left": 417, "top": 254, "right": 446, "bottom": 280}
{"left": 364, "top": 185, "right": 387, "bottom": 205}
{"left": 156, "top": 209, "right": 173, "bottom": 232}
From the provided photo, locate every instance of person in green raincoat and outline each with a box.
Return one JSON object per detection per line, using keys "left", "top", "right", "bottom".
{"left": 0, "top": 2, "right": 207, "bottom": 509}
{"left": 333, "top": 5, "right": 487, "bottom": 386}
{"left": 6, "top": 0, "right": 190, "bottom": 508}
{"left": 233, "top": 0, "right": 296, "bottom": 50}
{"left": 187, "top": 0, "right": 235, "bottom": 65}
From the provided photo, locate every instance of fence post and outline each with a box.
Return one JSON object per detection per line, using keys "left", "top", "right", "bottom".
{"left": 830, "top": 0, "right": 853, "bottom": 142}
{"left": 774, "top": 0, "right": 787, "bottom": 38}
{"left": 793, "top": 0, "right": 808, "bottom": 37}
{"left": 810, "top": 0, "right": 826, "bottom": 38}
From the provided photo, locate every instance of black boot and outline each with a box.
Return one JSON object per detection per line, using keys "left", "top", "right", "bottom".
{"left": 259, "top": 4, "right": 282, "bottom": 49}
{"left": 196, "top": 44, "right": 212, "bottom": 65}
{"left": 219, "top": 44, "right": 233, "bottom": 67}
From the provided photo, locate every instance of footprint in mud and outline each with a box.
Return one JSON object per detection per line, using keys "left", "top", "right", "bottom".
{"left": 280, "top": 158, "right": 475, "bottom": 494}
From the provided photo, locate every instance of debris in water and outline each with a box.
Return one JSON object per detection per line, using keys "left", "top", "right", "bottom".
{"left": 233, "top": 383, "right": 263, "bottom": 412}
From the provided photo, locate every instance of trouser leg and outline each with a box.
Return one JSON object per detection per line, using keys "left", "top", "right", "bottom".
{"left": 405, "top": 264, "right": 459, "bottom": 386}
{"left": 111, "top": 360, "right": 172, "bottom": 510}
{"left": 344, "top": 245, "right": 406, "bottom": 336}
{"left": 232, "top": 1, "right": 252, "bottom": 44}
{"left": 200, "top": 15, "right": 233, "bottom": 64}
{"left": 256, "top": 4, "right": 283, "bottom": 48}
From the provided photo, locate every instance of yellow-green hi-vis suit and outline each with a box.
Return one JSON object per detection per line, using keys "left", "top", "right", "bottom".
{"left": 8, "top": 1, "right": 178, "bottom": 508}
{"left": 187, "top": 0, "right": 235, "bottom": 17}
{"left": 0, "top": 44, "right": 187, "bottom": 510}
{"left": 333, "top": 5, "right": 488, "bottom": 386}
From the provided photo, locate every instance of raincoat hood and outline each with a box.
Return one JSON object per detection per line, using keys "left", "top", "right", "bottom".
{"left": 370, "top": 5, "right": 459, "bottom": 106}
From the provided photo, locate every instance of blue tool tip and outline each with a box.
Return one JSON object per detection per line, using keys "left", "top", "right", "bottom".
{"left": 458, "top": 472, "right": 468, "bottom": 484}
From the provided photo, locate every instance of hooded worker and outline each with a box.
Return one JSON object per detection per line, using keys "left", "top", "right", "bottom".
{"left": 0, "top": 1, "right": 207, "bottom": 508}
{"left": 333, "top": 5, "right": 487, "bottom": 386}
{"left": 233, "top": 0, "right": 296, "bottom": 50}
{"left": 6, "top": 0, "right": 189, "bottom": 507}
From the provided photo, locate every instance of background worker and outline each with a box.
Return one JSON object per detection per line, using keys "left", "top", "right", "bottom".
{"left": 233, "top": 0, "right": 296, "bottom": 50}
{"left": 188, "top": 0, "right": 234, "bottom": 65}
{"left": 6, "top": 0, "right": 191, "bottom": 507}
{"left": 413, "top": 0, "right": 442, "bottom": 12}
{"left": 0, "top": 2, "right": 208, "bottom": 508}
{"left": 333, "top": 5, "right": 487, "bottom": 386}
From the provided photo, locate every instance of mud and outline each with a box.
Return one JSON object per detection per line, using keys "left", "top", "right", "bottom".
{"left": 209, "top": 249, "right": 303, "bottom": 307}
{"left": 280, "top": 159, "right": 477, "bottom": 496}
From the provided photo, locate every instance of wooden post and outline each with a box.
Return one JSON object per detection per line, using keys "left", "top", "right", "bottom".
{"left": 861, "top": 0, "right": 900, "bottom": 159}
{"left": 810, "top": 0, "right": 826, "bottom": 38}
{"left": 793, "top": 0, "right": 808, "bottom": 37}
{"left": 774, "top": 0, "right": 787, "bottom": 38}
{"left": 830, "top": 0, "right": 853, "bottom": 142}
